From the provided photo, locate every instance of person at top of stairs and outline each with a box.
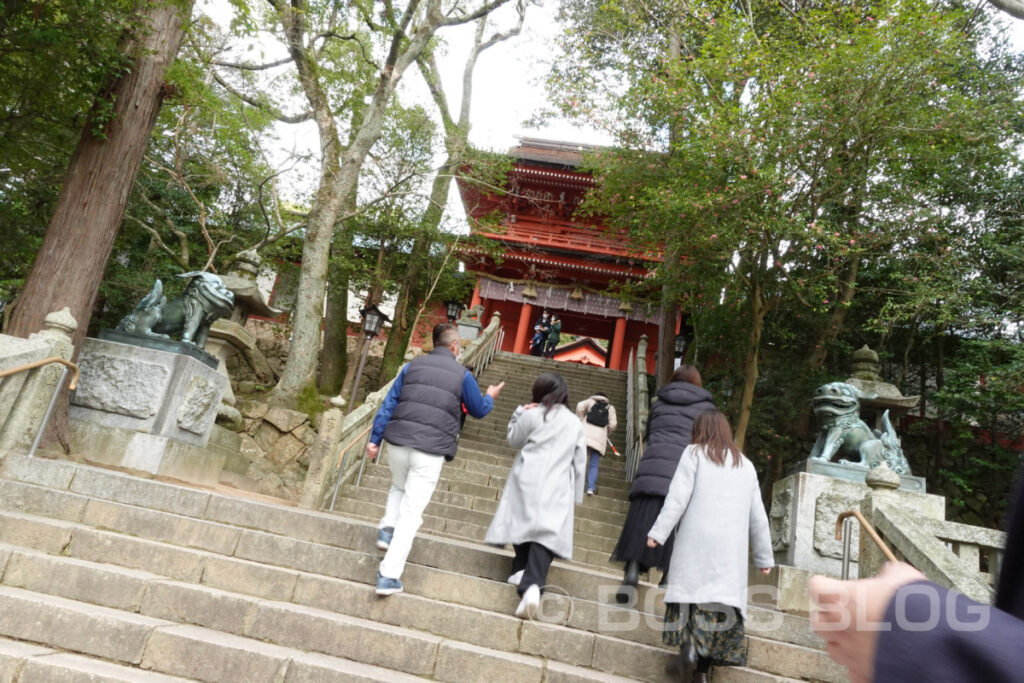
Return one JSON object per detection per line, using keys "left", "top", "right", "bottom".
{"left": 484, "top": 372, "right": 587, "bottom": 620}
{"left": 612, "top": 363, "right": 716, "bottom": 604}
{"left": 575, "top": 391, "right": 618, "bottom": 496}
{"left": 365, "top": 322, "right": 505, "bottom": 596}
{"left": 647, "top": 409, "right": 774, "bottom": 683}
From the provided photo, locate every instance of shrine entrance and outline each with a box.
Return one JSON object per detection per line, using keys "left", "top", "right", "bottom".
{"left": 457, "top": 138, "right": 665, "bottom": 372}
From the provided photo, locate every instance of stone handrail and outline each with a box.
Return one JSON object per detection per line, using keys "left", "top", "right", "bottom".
{"left": 624, "top": 335, "right": 650, "bottom": 482}
{"left": 0, "top": 309, "right": 78, "bottom": 457}
{"left": 867, "top": 500, "right": 1003, "bottom": 604}
{"left": 299, "top": 313, "right": 504, "bottom": 509}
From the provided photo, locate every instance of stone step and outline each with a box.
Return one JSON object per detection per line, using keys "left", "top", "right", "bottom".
{"left": 455, "top": 445, "right": 632, "bottom": 482}
{"left": 365, "top": 459, "right": 633, "bottom": 496}
{"left": 337, "top": 483, "right": 626, "bottom": 541}
{"left": 0, "top": 456, "right": 838, "bottom": 681}
{"left": 0, "top": 526, "right": 834, "bottom": 683}
{"left": 332, "top": 496, "right": 619, "bottom": 555}
{"left": 0, "top": 636, "right": 194, "bottom": 683}
{"left": 0, "top": 464, "right": 823, "bottom": 650}
{"left": 0, "top": 585, "right": 429, "bottom": 682}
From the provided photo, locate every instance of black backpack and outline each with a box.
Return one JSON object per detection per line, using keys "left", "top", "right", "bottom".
{"left": 585, "top": 400, "right": 610, "bottom": 428}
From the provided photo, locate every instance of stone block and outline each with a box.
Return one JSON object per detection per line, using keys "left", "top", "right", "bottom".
{"left": 254, "top": 421, "right": 281, "bottom": 452}
{"left": 140, "top": 580, "right": 257, "bottom": 634}
{"left": 19, "top": 652, "right": 188, "bottom": 682}
{"left": 283, "top": 651, "right": 425, "bottom": 683}
{"left": 69, "top": 421, "right": 225, "bottom": 486}
{"left": 66, "top": 466, "right": 211, "bottom": 518}
{"left": 291, "top": 573, "right": 520, "bottom": 652}
{"left": 519, "top": 621, "right": 595, "bottom": 667}
{"left": 264, "top": 406, "right": 308, "bottom": 433}
{"left": 589, "top": 633, "right": 675, "bottom": 680}
{"left": 0, "top": 478, "right": 88, "bottom": 522}
{"left": 68, "top": 528, "right": 206, "bottom": 583}
{"left": 0, "top": 585, "right": 166, "bottom": 664}
{"left": 236, "top": 399, "right": 268, "bottom": 420}
{"left": 0, "top": 638, "right": 54, "bottom": 682}
{"left": 543, "top": 660, "right": 641, "bottom": 683}
{"left": 246, "top": 601, "right": 441, "bottom": 675}
{"left": 70, "top": 337, "right": 227, "bottom": 448}
{"left": 0, "top": 511, "right": 75, "bottom": 555}
{"left": 746, "top": 635, "right": 848, "bottom": 683}
{"left": 268, "top": 432, "right": 306, "bottom": 466}
{"left": 80, "top": 499, "right": 241, "bottom": 556}
{"left": 434, "top": 640, "right": 544, "bottom": 683}
{"left": 0, "top": 454, "right": 76, "bottom": 490}
{"left": 231, "top": 529, "right": 374, "bottom": 583}
{"left": 199, "top": 555, "right": 300, "bottom": 602}
{"left": 2, "top": 549, "right": 153, "bottom": 612}
{"left": 141, "top": 624, "right": 291, "bottom": 680}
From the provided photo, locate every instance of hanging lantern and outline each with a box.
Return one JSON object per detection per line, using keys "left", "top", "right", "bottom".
{"left": 570, "top": 286, "right": 584, "bottom": 301}
{"left": 522, "top": 283, "right": 538, "bottom": 299}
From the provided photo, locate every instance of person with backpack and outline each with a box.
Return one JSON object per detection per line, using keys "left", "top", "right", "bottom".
{"left": 575, "top": 391, "right": 617, "bottom": 496}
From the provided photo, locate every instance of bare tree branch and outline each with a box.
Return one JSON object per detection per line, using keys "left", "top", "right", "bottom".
{"left": 211, "top": 70, "right": 314, "bottom": 123}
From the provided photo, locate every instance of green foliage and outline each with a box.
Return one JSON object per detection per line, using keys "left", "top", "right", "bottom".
{"left": 296, "top": 381, "right": 328, "bottom": 421}
{"left": 0, "top": 0, "right": 137, "bottom": 307}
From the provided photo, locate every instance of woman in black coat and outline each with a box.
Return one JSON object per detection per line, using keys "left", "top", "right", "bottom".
{"left": 610, "top": 364, "right": 715, "bottom": 603}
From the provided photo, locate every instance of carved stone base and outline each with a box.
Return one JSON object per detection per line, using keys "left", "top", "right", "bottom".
{"left": 70, "top": 337, "right": 227, "bottom": 449}
{"left": 769, "top": 471, "right": 945, "bottom": 578}
{"left": 791, "top": 458, "right": 927, "bottom": 493}
{"left": 68, "top": 421, "right": 226, "bottom": 486}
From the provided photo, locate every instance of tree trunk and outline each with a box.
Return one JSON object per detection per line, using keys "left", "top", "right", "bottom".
{"left": 6, "top": 0, "right": 191, "bottom": 448}
{"left": 805, "top": 258, "right": 859, "bottom": 371}
{"left": 734, "top": 280, "right": 765, "bottom": 451}
{"left": 317, "top": 252, "right": 349, "bottom": 395}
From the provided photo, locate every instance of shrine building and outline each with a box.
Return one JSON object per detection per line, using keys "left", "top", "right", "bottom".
{"left": 458, "top": 138, "right": 665, "bottom": 372}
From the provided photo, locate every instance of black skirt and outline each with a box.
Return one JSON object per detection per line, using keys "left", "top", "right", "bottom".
{"left": 610, "top": 494, "right": 676, "bottom": 572}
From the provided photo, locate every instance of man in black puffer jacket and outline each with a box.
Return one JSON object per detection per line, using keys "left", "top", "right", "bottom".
{"left": 365, "top": 322, "right": 504, "bottom": 596}
{"left": 611, "top": 364, "right": 715, "bottom": 603}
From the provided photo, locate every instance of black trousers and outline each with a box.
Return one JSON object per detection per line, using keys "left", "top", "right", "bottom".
{"left": 511, "top": 542, "right": 554, "bottom": 595}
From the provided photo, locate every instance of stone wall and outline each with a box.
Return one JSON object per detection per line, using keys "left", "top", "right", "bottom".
{"left": 234, "top": 399, "right": 316, "bottom": 500}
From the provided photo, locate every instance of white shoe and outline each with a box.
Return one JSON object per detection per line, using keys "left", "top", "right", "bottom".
{"left": 507, "top": 569, "right": 524, "bottom": 585}
{"left": 515, "top": 584, "right": 541, "bottom": 619}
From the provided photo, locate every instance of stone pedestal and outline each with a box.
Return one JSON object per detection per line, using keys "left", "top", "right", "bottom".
{"left": 68, "top": 337, "right": 227, "bottom": 484}
{"left": 457, "top": 319, "right": 482, "bottom": 341}
{"left": 769, "top": 470, "right": 944, "bottom": 578}
{"left": 792, "top": 458, "right": 926, "bottom": 492}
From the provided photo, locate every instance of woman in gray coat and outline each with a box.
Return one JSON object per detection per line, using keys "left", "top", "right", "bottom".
{"left": 485, "top": 373, "right": 587, "bottom": 619}
{"left": 647, "top": 410, "right": 774, "bottom": 683}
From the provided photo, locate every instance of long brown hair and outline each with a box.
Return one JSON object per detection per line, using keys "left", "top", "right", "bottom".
{"left": 691, "top": 410, "right": 742, "bottom": 467}
{"left": 670, "top": 364, "right": 703, "bottom": 387}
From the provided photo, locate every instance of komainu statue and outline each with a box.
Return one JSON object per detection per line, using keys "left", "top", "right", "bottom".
{"left": 809, "top": 381, "right": 911, "bottom": 475}
{"left": 116, "top": 272, "right": 235, "bottom": 347}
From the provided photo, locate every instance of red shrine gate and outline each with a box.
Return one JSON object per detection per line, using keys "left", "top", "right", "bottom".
{"left": 457, "top": 138, "right": 665, "bottom": 372}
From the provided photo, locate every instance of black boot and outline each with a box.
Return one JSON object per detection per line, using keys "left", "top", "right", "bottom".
{"left": 615, "top": 561, "right": 640, "bottom": 604}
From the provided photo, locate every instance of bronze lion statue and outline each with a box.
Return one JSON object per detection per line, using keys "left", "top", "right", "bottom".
{"left": 116, "top": 272, "right": 234, "bottom": 347}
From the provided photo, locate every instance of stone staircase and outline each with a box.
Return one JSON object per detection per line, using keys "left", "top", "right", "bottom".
{"left": 0, "top": 351, "right": 847, "bottom": 682}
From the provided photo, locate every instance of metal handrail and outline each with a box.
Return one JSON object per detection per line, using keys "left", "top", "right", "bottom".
{"left": 0, "top": 357, "right": 80, "bottom": 390}
{"left": 835, "top": 509, "right": 899, "bottom": 579}
{"left": 0, "top": 357, "right": 80, "bottom": 458}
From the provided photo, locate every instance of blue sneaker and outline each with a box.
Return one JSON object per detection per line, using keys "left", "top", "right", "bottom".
{"left": 375, "top": 571, "right": 403, "bottom": 596}
{"left": 376, "top": 526, "right": 394, "bottom": 551}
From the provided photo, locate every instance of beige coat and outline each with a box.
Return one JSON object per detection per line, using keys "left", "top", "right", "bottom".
{"left": 575, "top": 395, "right": 618, "bottom": 456}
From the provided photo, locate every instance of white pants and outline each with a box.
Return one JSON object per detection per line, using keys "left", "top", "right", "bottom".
{"left": 378, "top": 442, "right": 444, "bottom": 579}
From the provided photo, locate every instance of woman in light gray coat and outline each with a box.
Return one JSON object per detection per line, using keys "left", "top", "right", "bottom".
{"left": 647, "top": 410, "right": 773, "bottom": 683}
{"left": 485, "top": 373, "right": 587, "bottom": 619}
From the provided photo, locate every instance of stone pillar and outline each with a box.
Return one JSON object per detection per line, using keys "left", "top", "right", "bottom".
{"left": 299, "top": 395, "right": 347, "bottom": 509}
{"left": 0, "top": 308, "right": 77, "bottom": 454}
{"left": 858, "top": 464, "right": 903, "bottom": 578}
{"left": 609, "top": 316, "right": 627, "bottom": 370}
{"left": 512, "top": 302, "right": 533, "bottom": 355}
